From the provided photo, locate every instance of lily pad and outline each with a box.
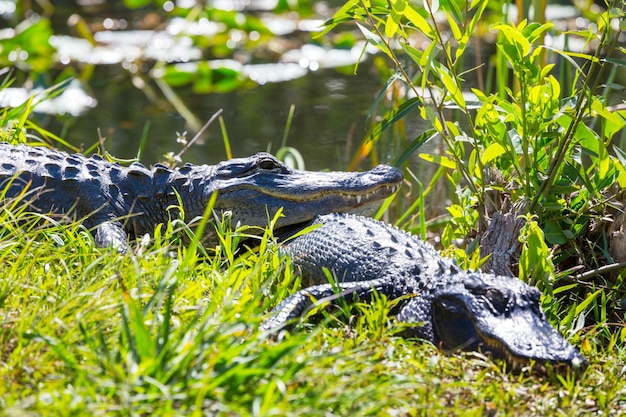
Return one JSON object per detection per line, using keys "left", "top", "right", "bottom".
{"left": 0, "top": 80, "right": 97, "bottom": 116}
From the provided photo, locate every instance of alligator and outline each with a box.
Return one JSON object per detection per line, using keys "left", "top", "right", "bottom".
{"left": 0, "top": 143, "right": 402, "bottom": 253}
{"left": 264, "top": 213, "right": 587, "bottom": 370}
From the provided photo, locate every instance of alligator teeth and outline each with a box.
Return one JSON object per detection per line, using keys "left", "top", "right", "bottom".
{"left": 356, "top": 195, "right": 362, "bottom": 204}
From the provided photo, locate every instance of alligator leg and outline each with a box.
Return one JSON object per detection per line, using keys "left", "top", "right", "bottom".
{"left": 94, "top": 220, "right": 128, "bottom": 253}
{"left": 262, "top": 278, "right": 411, "bottom": 333}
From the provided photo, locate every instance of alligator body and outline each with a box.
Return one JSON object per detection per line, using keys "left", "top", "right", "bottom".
{"left": 0, "top": 143, "right": 402, "bottom": 252}
{"left": 264, "top": 213, "right": 586, "bottom": 369}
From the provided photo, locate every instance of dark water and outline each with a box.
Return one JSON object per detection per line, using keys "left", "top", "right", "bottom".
{"left": 19, "top": 0, "right": 392, "bottom": 171}
{"left": 49, "top": 63, "right": 387, "bottom": 170}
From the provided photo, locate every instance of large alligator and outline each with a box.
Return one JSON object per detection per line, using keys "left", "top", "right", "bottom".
{"left": 0, "top": 143, "right": 402, "bottom": 252}
{"left": 264, "top": 213, "right": 587, "bottom": 370}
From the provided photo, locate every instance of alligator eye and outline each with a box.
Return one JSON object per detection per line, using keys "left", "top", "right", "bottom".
{"left": 486, "top": 289, "right": 509, "bottom": 314}
{"left": 258, "top": 158, "right": 279, "bottom": 170}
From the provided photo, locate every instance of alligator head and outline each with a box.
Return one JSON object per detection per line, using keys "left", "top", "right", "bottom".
{"left": 427, "top": 272, "right": 587, "bottom": 370}
{"left": 203, "top": 153, "right": 402, "bottom": 233}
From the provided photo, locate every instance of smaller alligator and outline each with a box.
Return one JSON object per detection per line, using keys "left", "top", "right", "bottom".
{"left": 0, "top": 143, "right": 402, "bottom": 252}
{"left": 264, "top": 213, "right": 587, "bottom": 370}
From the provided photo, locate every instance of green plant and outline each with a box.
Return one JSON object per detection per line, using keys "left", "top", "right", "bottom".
{"left": 315, "top": 1, "right": 626, "bottom": 357}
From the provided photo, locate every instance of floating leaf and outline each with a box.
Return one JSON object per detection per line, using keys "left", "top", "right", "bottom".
{"left": 161, "top": 64, "right": 195, "bottom": 87}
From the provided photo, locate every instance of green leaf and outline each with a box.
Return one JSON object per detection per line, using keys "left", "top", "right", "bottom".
{"left": 544, "top": 219, "right": 568, "bottom": 245}
{"left": 400, "top": 42, "right": 423, "bottom": 65}
{"left": 553, "top": 283, "right": 579, "bottom": 294}
{"left": 455, "top": 33, "right": 470, "bottom": 62}
{"left": 368, "top": 97, "right": 422, "bottom": 141}
{"left": 420, "top": 40, "right": 438, "bottom": 66}
{"left": 385, "top": 13, "right": 400, "bottom": 38}
{"left": 211, "top": 67, "right": 244, "bottom": 93}
{"left": 612, "top": 146, "right": 626, "bottom": 188}
{"left": 357, "top": 23, "right": 393, "bottom": 59}
{"left": 446, "top": 204, "right": 464, "bottom": 218}
{"left": 574, "top": 289, "right": 602, "bottom": 316}
{"left": 386, "top": 0, "right": 406, "bottom": 38}
{"left": 403, "top": 4, "right": 435, "bottom": 39}
{"left": 493, "top": 23, "right": 531, "bottom": 58}
{"left": 123, "top": 0, "right": 152, "bottom": 7}
{"left": 519, "top": 216, "right": 556, "bottom": 290}
{"left": 193, "top": 61, "right": 213, "bottom": 94}
{"left": 591, "top": 98, "right": 626, "bottom": 139}
{"left": 441, "top": 0, "right": 463, "bottom": 22}
{"left": 424, "top": 105, "right": 443, "bottom": 132}
{"left": 315, "top": 0, "right": 360, "bottom": 38}
{"left": 468, "top": 0, "right": 489, "bottom": 34}
{"left": 439, "top": 69, "right": 465, "bottom": 108}
{"left": 394, "top": 129, "right": 438, "bottom": 166}
{"left": 525, "top": 22, "right": 553, "bottom": 44}
{"left": 447, "top": 14, "right": 462, "bottom": 41}
{"left": 130, "top": 301, "right": 156, "bottom": 360}
{"left": 161, "top": 64, "right": 195, "bottom": 87}
{"left": 419, "top": 153, "right": 456, "bottom": 169}
{"left": 481, "top": 142, "right": 506, "bottom": 164}
{"left": 604, "top": 57, "right": 626, "bottom": 67}
{"left": 576, "top": 125, "right": 600, "bottom": 156}
{"left": 469, "top": 148, "right": 479, "bottom": 178}
{"left": 366, "top": 72, "right": 404, "bottom": 124}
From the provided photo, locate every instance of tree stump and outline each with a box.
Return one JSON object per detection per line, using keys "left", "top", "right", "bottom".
{"left": 479, "top": 203, "right": 527, "bottom": 277}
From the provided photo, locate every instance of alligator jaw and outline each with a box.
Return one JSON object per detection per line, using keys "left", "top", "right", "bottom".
{"left": 240, "top": 183, "right": 402, "bottom": 215}
{"left": 211, "top": 162, "right": 403, "bottom": 231}
{"left": 468, "top": 313, "right": 587, "bottom": 371}
{"left": 432, "top": 281, "right": 587, "bottom": 370}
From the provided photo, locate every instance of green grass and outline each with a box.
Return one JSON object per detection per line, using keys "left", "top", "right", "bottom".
{"left": 0, "top": 2, "right": 625, "bottom": 413}
{"left": 0, "top": 208, "right": 624, "bottom": 416}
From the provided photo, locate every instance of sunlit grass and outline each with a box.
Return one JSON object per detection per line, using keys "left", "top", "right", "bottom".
{"left": 0, "top": 0, "right": 624, "bottom": 413}
{"left": 0, "top": 208, "right": 623, "bottom": 416}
